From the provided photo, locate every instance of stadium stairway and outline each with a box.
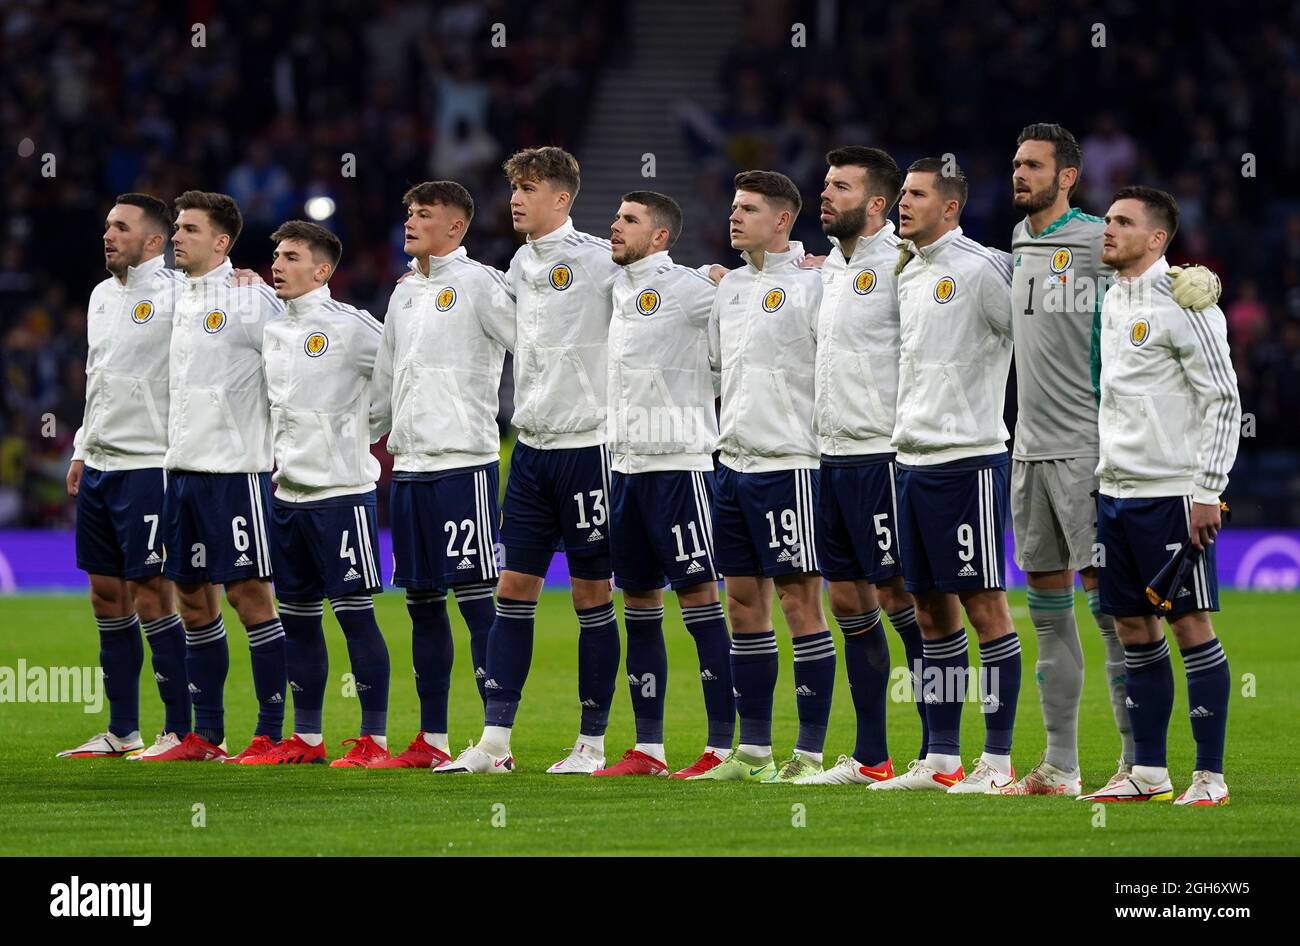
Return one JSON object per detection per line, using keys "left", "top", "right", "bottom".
{"left": 569, "top": 0, "right": 740, "bottom": 267}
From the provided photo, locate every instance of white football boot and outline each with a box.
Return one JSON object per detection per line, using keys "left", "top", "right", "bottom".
{"left": 869, "top": 758, "right": 964, "bottom": 791}
{"left": 431, "top": 741, "right": 514, "bottom": 774}
{"left": 1000, "top": 753, "right": 1082, "bottom": 796}
{"left": 56, "top": 730, "right": 143, "bottom": 758}
{"left": 1174, "top": 770, "right": 1230, "bottom": 807}
{"left": 794, "top": 754, "right": 888, "bottom": 785}
{"left": 947, "top": 756, "right": 1016, "bottom": 794}
{"left": 1079, "top": 764, "right": 1173, "bottom": 802}
{"left": 545, "top": 741, "right": 605, "bottom": 774}
{"left": 126, "top": 731, "right": 181, "bottom": 761}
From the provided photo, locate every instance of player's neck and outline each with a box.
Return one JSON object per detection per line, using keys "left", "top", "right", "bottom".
{"left": 911, "top": 221, "right": 957, "bottom": 250}
{"left": 527, "top": 215, "right": 568, "bottom": 242}
{"left": 113, "top": 251, "right": 162, "bottom": 285}
{"left": 1027, "top": 198, "right": 1072, "bottom": 236}
{"left": 749, "top": 238, "right": 791, "bottom": 271}
{"left": 1117, "top": 251, "right": 1162, "bottom": 280}
{"left": 185, "top": 256, "right": 226, "bottom": 279}
{"left": 840, "top": 217, "right": 886, "bottom": 259}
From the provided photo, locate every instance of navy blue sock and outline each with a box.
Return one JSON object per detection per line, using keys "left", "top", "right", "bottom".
{"left": 279, "top": 600, "right": 327, "bottom": 735}
{"left": 887, "top": 605, "right": 928, "bottom": 758}
{"left": 407, "top": 590, "right": 452, "bottom": 734}
{"left": 978, "top": 633, "right": 1022, "bottom": 756}
{"left": 244, "top": 618, "right": 286, "bottom": 739}
{"left": 1182, "top": 638, "right": 1230, "bottom": 773}
{"left": 624, "top": 604, "right": 667, "bottom": 744}
{"left": 681, "top": 602, "right": 735, "bottom": 748}
{"left": 577, "top": 602, "right": 620, "bottom": 737}
{"left": 730, "top": 630, "right": 778, "bottom": 748}
{"left": 454, "top": 583, "right": 496, "bottom": 705}
{"left": 1124, "top": 638, "right": 1174, "bottom": 768}
{"left": 141, "top": 614, "right": 191, "bottom": 736}
{"left": 97, "top": 613, "right": 143, "bottom": 738}
{"left": 483, "top": 597, "right": 536, "bottom": 729}
{"left": 793, "top": 629, "right": 836, "bottom": 755}
{"left": 921, "top": 629, "right": 968, "bottom": 757}
{"left": 837, "top": 609, "right": 889, "bottom": 766}
{"left": 331, "top": 595, "right": 390, "bottom": 737}
{"left": 185, "top": 615, "right": 229, "bottom": 745}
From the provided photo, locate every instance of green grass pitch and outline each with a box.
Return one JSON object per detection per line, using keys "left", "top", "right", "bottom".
{"left": 1, "top": 590, "right": 1296, "bottom": 856}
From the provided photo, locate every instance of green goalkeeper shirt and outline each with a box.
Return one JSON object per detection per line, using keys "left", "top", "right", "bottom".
{"left": 1010, "top": 207, "right": 1112, "bottom": 461}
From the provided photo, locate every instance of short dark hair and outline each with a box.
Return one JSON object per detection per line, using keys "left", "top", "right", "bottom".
{"left": 733, "top": 169, "right": 802, "bottom": 217}
{"left": 173, "top": 190, "right": 244, "bottom": 247}
{"left": 1112, "top": 185, "right": 1180, "bottom": 247}
{"left": 1016, "top": 123, "right": 1083, "bottom": 198}
{"left": 114, "top": 193, "right": 171, "bottom": 237}
{"left": 620, "top": 190, "right": 684, "bottom": 249}
{"left": 906, "top": 157, "right": 968, "bottom": 214}
{"left": 403, "top": 180, "right": 475, "bottom": 223}
{"left": 503, "top": 146, "right": 581, "bottom": 200}
{"left": 270, "top": 220, "right": 343, "bottom": 269}
{"left": 826, "top": 146, "right": 903, "bottom": 215}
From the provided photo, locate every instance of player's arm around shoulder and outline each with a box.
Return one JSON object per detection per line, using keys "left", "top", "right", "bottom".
{"left": 975, "top": 246, "right": 1014, "bottom": 337}
{"left": 472, "top": 264, "right": 518, "bottom": 352}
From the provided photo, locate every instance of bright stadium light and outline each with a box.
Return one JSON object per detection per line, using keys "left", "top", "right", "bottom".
{"left": 304, "top": 196, "right": 336, "bottom": 221}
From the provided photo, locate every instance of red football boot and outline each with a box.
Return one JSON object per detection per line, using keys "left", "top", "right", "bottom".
{"left": 367, "top": 732, "right": 451, "bottom": 769}
{"left": 139, "top": 731, "right": 228, "bottom": 763}
{"left": 222, "top": 734, "right": 278, "bottom": 764}
{"left": 671, "top": 749, "right": 727, "bottom": 779}
{"left": 241, "top": 734, "right": 327, "bottom": 765}
{"left": 593, "top": 748, "right": 669, "bottom": 777}
{"left": 330, "top": 735, "right": 391, "bottom": 768}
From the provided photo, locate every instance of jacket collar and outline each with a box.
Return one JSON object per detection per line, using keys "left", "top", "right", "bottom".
{"left": 407, "top": 245, "right": 468, "bottom": 279}
{"left": 741, "top": 240, "right": 804, "bottom": 273}
{"left": 1119, "top": 254, "right": 1170, "bottom": 288}
{"left": 1024, "top": 207, "right": 1084, "bottom": 240}
{"left": 527, "top": 217, "right": 576, "bottom": 255}
{"left": 285, "top": 284, "right": 331, "bottom": 316}
{"left": 122, "top": 254, "right": 167, "bottom": 289}
{"left": 904, "top": 225, "right": 962, "bottom": 264}
{"left": 186, "top": 258, "right": 234, "bottom": 286}
{"left": 622, "top": 250, "right": 671, "bottom": 281}
{"left": 828, "top": 220, "right": 896, "bottom": 266}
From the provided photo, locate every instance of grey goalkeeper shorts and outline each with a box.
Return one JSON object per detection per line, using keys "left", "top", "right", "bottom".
{"left": 1011, "top": 456, "right": 1099, "bottom": 573}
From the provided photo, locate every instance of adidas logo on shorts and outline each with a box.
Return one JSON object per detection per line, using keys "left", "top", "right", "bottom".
{"left": 1190, "top": 705, "right": 1213, "bottom": 718}
{"left": 686, "top": 561, "right": 704, "bottom": 574}
{"left": 456, "top": 556, "right": 474, "bottom": 570}
{"left": 700, "top": 669, "right": 717, "bottom": 681}
{"left": 144, "top": 551, "right": 162, "bottom": 565}
{"left": 289, "top": 681, "right": 303, "bottom": 692}
{"left": 474, "top": 667, "right": 486, "bottom": 679}
{"left": 188, "top": 683, "right": 201, "bottom": 694}
{"left": 587, "top": 529, "right": 604, "bottom": 542}
{"left": 234, "top": 553, "right": 253, "bottom": 567}
{"left": 344, "top": 567, "right": 361, "bottom": 581}
{"left": 154, "top": 671, "right": 167, "bottom": 683}
{"left": 957, "top": 563, "right": 977, "bottom": 577}
{"left": 880, "top": 552, "right": 894, "bottom": 566}
{"left": 626, "top": 673, "right": 640, "bottom": 685}
{"left": 776, "top": 549, "right": 792, "bottom": 563}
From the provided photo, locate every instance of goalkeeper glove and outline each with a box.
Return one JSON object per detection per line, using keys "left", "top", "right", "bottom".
{"left": 895, "top": 243, "right": 915, "bottom": 276}
{"left": 1168, "top": 264, "right": 1222, "bottom": 311}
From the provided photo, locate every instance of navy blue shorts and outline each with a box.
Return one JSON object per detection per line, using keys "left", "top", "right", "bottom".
{"left": 162, "top": 471, "right": 273, "bottom": 585}
{"left": 816, "top": 454, "right": 903, "bottom": 584}
{"left": 269, "top": 493, "right": 382, "bottom": 603}
{"left": 391, "top": 464, "right": 501, "bottom": 592}
{"left": 1096, "top": 494, "right": 1219, "bottom": 618}
{"left": 610, "top": 469, "right": 719, "bottom": 592}
{"left": 896, "top": 454, "right": 1008, "bottom": 594}
{"left": 500, "top": 442, "right": 611, "bottom": 580}
{"left": 75, "top": 466, "right": 167, "bottom": 580}
{"left": 712, "top": 464, "right": 820, "bottom": 578}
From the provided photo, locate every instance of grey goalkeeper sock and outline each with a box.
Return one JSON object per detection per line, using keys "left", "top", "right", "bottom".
{"left": 1088, "top": 589, "right": 1134, "bottom": 766}
{"left": 1027, "top": 588, "right": 1083, "bottom": 772}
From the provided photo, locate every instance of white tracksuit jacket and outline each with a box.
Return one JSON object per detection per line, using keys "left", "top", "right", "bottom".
{"left": 506, "top": 218, "right": 619, "bottom": 450}
{"left": 1097, "top": 255, "right": 1241, "bottom": 505}
{"left": 814, "top": 222, "right": 903, "bottom": 456}
{"left": 263, "top": 285, "right": 384, "bottom": 502}
{"left": 606, "top": 250, "right": 719, "bottom": 473}
{"left": 892, "top": 226, "right": 1014, "bottom": 465}
{"left": 712, "top": 241, "right": 824, "bottom": 472}
{"left": 73, "top": 254, "right": 181, "bottom": 471}
{"left": 165, "top": 259, "right": 283, "bottom": 473}
{"left": 369, "top": 248, "right": 515, "bottom": 473}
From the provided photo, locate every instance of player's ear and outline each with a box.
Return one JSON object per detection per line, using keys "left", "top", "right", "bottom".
{"left": 1059, "top": 165, "right": 1080, "bottom": 194}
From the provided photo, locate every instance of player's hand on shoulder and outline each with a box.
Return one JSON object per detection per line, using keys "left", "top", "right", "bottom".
{"left": 229, "top": 268, "right": 264, "bottom": 288}
{"left": 706, "top": 264, "right": 730, "bottom": 285}
{"left": 799, "top": 253, "right": 826, "bottom": 270}
{"left": 66, "top": 460, "right": 83, "bottom": 497}
{"left": 1168, "top": 264, "right": 1222, "bottom": 311}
